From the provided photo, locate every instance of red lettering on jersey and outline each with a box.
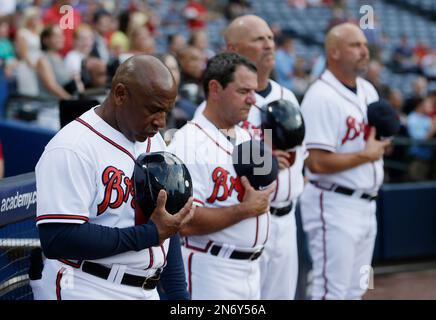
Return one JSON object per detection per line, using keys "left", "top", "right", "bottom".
{"left": 97, "top": 166, "right": 132, "bottom": 215}
{"left": 230, "top": 176, "right": 245, "bottom": 202}
{"left": 240, "top": 120, "right": 263, "bottom": 140}
{"left": 207, "top": 167, "right": 245, "bottom": 203}
{"left": 341, "top": 116, "right": 369, "bottom": 145}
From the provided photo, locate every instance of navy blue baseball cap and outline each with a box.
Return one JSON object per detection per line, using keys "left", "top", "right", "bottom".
{"left": 367, "top": 99, "right": 401, "bottom": 139}
{"left": 232, "top": 140, "right": 279, "bottom": 190}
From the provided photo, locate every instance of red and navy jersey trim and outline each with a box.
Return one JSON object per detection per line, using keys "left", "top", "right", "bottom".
{"left": 36, "top": 214, "right": 89, "bottom": 223}
{"left": 184, "top": 238, "right": 213, "bottom": 253}
{"left": 188, "top": 122, "right": 232, "bottom": 156}
{"left": 56, "top": 267, "right": 65, "bottom": 301}
{"left": 75, "top": 118, "right": 146, "bottom": 161}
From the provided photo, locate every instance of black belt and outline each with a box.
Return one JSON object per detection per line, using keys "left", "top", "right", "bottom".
{"left": 270, "top": 202, "right": 293, "bottom": 217}
{"left": 209, "top": 245, "right": 263, "bottom": 261}
{"left": 81, "top": 261, "right": 161, "bottom": 290}
{"left": 310, "top": 181, "right": 378, "bottom": 201}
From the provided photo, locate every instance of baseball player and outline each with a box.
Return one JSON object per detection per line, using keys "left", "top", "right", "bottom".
{"left": 299, "top": 23, "right": 391, "bottom": 299}
{"left": 34, "top": 55, "right": 194, "bottom": 300}
{"left": 168, "top": 52, "right": 276, "bottom": 300}
{"left": 225, "top": 15, "right": 306, "bottom": 300}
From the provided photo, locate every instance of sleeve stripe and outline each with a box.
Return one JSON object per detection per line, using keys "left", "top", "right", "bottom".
{"left": 306, "top": 143, "right": 336, "bottom": 152}
{"left": 193, "top": 198, "right": 205, "bottom": 206}
{"left": 36, "top": 214, "right": 89, "bottom": 222}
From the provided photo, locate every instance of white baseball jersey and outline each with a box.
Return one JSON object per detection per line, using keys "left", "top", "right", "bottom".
{"left": 36, "top": 107, "right": 169, "bottom": 272}
{"left": 301, "top": 69, "right": 382, "bottom": 192}
{"left": 168, "top": 111, "right": 268, "bottom": 300}
{"left": 241, "top": 79, "right": 307, "bottom": 207}
{"left": 299, "top": 69, "right": 381, "bottom": 299}
{"left": 238, "top": 79, "right": 306, "bottom": 300}
{"left": 168, "top": 112, "right": 269, "bottom": 250}
{"left": 194, "top": 80, "right": 307, "bottom": 206}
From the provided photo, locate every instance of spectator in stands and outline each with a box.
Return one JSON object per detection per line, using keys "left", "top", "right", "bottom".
{"left": 42, "top": 0, "right": 83, "bottom": 56}
{"left": 128, "top": 25, "right": 155, "bottom": 56}
{"left": 36, "top": 25, "right": 83, "bottom": 100}
{"left": 413, "top": 40, "right": 430, "bottom": 68}
{"left": 391, "top": 34, "right": 418, "bottom": 73}
{"left": 224, "top": 0, "right": 252, "bottom": 21}
{"left": 183, "top": 0, "right": 208, "bottom": 31}
{"left": 167, "top": 33, "right": 186, "bottom": 57}
{"left": 15, "top": 6, "right": 43, "bottom": 97}
{"left": 0, "top": 16, "right": 17, "bottom": 109}
{"left": 274, "top": 33, "right": 295, "bottom": 91}
{"left": 158, "top": 53, "right": 198, "bottom": 129}
{"left": 404, "top": 76, "right": 428, "bottom": 114}
{"left": 325, "top": 7, "right": 349, "bottom": 32}
{"left": 178, "top": 46, "right": 205, "bottom": 106}
{"left": 407, "top": 97, "right": 436, "bottom": 181}
{"left": 162, "top": 2, "right": 185, "bottom": 27}
{"left": 365, "top": 60, "right": 390, "bottom": 98}
{"left": 90, "top": 9, "right": 112, "bottom": 65}
{"left": 384, "top": 88, "right": 409, "bottom": 182}
{"left": 292, "top": 57, "right": 310, "bottom": 101}
{"left": 421, "top": 49, "right": 436, "bottom": 81}
{"left": 189, "top": 29, "right": 215, "bottom": 59}
{"left": 0, "top": 139, "right": 4, "bottom": 179}
{"left": 65, "top": 24, "right": 95, "bottom": 77}
{"left": 0, "top": 16, "right": 17, "bottom": 73}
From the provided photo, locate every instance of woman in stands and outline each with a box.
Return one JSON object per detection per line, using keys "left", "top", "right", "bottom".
{"left": 36, "top": 25, "right": 83, "bottom": 101}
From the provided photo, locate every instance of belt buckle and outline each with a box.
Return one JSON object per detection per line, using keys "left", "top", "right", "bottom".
{"left": 141, "top": 269, "right": 161, "bottom": 290}
{"left": 250, "top": 248, "right": 263, "bottom": 261}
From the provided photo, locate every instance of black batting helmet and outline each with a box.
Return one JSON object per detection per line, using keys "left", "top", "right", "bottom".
{"left": 232, "top": 140, "right": 279, "bottom": 190}
{"left": 134, "top": 152, "right": 193, "bottom": 221}
{"left": 261, "top": 99, "right": 305, "bottom": 150}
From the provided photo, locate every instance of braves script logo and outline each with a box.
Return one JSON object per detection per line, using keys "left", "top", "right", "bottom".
{"left": 207, "top": 167, "right": 245, "bottom": 203}
{"left": 341, "top": 116, "right": 370, "bottom": 145}
{"left": 97, "top": 166, "right": 135, "bottom": 215}
{"left": 240, "top": 120, "right": 263, "bottom": 140}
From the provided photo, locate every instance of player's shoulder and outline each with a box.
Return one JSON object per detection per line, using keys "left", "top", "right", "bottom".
{"left": 357, "top": 76, "right": 379, "bottom": 102}
{"left": 44, "top": 109, "right": 96, "bottom": 151}
{"left": 268, "top": 80, "right": 299, "bottom": 106}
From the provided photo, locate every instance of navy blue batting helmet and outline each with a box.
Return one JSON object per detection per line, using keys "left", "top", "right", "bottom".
{"left": 367, "top": 99, "right": 400, "bottom": 140}
{"left": 261, "top": 99, "right": 305, "bottom": 150}
{"left": 232, "top": 140, "right": 279, "bottom": 190}
{"left": 134, "top": 152, "right": 193, "bottom": 221}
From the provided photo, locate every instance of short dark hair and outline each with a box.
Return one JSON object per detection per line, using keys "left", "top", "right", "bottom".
{"left": 93, "top": 9, "right": 111, "bottom": 24}
{"left": 40, "top": 24, "right": 57, "bottom": 51}
{"left": 203, "top": 52, "right": 257, "bottom": 98}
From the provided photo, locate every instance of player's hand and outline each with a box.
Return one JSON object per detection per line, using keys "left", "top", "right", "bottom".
{"left": 150, "top": 190, "right": 196, "bottom": 243}
{"left": 273, "top": 149, "right": 291, "bottom": 169}
{"left": 239, "top": 176, "right": 276, "bottom": 218}
{"left": 362, "top": 127, "right": 391, "bottom": 162}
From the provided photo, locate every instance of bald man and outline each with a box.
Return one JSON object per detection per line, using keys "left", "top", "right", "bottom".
{"left": 33, "top": 55, "right": 194, "bottom": 300}
{"left": 222, "top": 15, "right": 305, "bottom": 300}
{"left": 300, "top": 23, "right": 390, "bottom": 299}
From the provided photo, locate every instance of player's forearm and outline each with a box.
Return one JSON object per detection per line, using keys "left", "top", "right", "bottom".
{"left": 179, "top": 205, "right": 248, "bottom": 236}
{"left": 38, "top": 221, "right": 160, "bottom": 260}
{"left": 306, "top": 150, "right": 371, "bottom": 174}
{"left": 160, "top": 234, "right": 190, "bottom": 300}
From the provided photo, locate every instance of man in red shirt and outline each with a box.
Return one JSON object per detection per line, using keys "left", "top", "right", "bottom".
{"left": 43, "top": 0, "right": 83, "bottom": 56}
